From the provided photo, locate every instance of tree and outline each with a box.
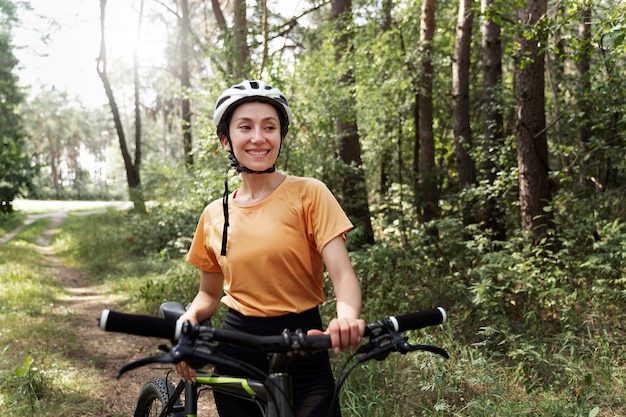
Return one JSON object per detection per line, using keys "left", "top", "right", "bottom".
{"left": 479, "top": 0, "right": 506, "bottom": 241}
{"left": 415, "top": 0, "right": 439, "bottom": 226}
{"left": 575, "top": 0, "right": 592, "bottom": 186}
{"left": 331, "top": 0, "right": 375, "bottom": 247}
{"left": 452, "top": 0, "right": 477, "bottom": 226}
{"left": 210, "top": 0, "right": 251, "bottom": 81}
{"left": 514, "top": 0, "right": 553, "bottom": 244}
{"left": 97, "top": 0, "right": 146, "bottom": 213}
{"left": 180, "top": 0, "right": 193, "bottom": 167}
{"left": 0, "top": 0, "right": 33, "bottom": 213}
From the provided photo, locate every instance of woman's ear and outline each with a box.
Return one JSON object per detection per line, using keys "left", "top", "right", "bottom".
{"left": 220, "top": 135, "right": 231, "bottom": 151}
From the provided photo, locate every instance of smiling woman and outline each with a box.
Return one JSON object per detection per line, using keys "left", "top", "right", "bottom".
{"left": 14, "top": 0, "right": 169, "bottom": 108}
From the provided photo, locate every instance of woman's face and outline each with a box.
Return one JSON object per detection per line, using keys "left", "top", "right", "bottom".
{"left": 222, "top": 101, "right": 282, "bottom": 172}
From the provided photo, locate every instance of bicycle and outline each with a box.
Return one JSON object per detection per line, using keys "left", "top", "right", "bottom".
{"left": 99, "top": 302, "right": 449, "bottom": 417}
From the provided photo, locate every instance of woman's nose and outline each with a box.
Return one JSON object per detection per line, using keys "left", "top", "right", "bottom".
{"left": 250, "top": 127, "right": 265, "bottom": 142}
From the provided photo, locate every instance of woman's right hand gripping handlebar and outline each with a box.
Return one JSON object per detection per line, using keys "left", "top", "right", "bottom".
{"left": 174, "top": 309, "right": 199, "bottom": 383}
{"left": 175, "top": 271, "right": 223, "bottom": 383}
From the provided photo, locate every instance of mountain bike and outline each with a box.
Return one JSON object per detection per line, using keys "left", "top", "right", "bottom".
{"left": 99, "top": 302, "right": 449, "bottom": 417}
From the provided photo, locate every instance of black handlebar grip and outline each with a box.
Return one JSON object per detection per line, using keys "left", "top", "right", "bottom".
{"left": 392, "top": 307, "right": 446, "bottom": 332}
{"left": 99, "top": 310, "right": 182, "bottom": 340}
{"left": 365, "top": 307, "right": 447, "bottom": 336}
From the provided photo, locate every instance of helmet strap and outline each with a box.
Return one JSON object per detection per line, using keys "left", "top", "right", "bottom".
{"left": 220, "top": 158, "right": 238, "bottom": 256}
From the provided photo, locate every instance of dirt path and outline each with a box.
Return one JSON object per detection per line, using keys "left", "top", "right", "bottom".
{"left": 2, "top": 209, "right": 217, "bottom": 416}
{"left": 31, "top": 213, "right": 175, "bottom": 415}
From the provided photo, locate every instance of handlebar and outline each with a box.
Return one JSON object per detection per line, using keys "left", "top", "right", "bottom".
{"left": 99, "top": 307, "right": 447, "bottom": 354}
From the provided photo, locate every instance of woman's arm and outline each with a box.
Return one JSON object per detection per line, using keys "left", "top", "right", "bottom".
{"left": 180, "top": 270, "right": 224, "bottom": 324}
{"left": 320, "top": 235, "right": 365, "bottom": 351}
{"left": 175, "top": 270, "right": 223, "bottom": 382}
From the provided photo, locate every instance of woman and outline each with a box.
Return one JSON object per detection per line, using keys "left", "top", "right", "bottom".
{"left": 175, "top": 80, "right": 365, "bottom": 417}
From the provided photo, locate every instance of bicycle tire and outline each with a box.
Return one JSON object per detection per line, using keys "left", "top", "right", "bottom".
{"left": 134, "top": 377, "right": 185, "bottom": 417}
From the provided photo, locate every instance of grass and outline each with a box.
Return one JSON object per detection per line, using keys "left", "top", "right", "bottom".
{"left": 0, "top": 216, "right": 129, "bottom": 417}
{"left": 0, "top": 212, "right": 26, "bottom": 236}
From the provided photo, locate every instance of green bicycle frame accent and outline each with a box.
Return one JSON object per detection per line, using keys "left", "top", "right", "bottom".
{"left": 196, "top": 374, "right": 258, "bottom": 396}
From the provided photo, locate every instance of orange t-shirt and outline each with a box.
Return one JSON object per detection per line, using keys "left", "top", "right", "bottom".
{"left": 186, "top": 176, "right": 353, "bottom": 317}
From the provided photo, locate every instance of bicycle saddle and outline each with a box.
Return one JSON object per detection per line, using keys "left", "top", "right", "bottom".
{"left": 159, "top": 301, "right": 186, "bottom": 320}
{"left": 159, "top": 301, "right": 212, "bottom": 327}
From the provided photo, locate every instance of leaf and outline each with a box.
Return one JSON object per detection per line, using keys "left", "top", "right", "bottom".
{"left": 588, "top": 407, "right": 600, "bottom": 417}
{"left": 14, "top": 355, "right": 34, "bottom": 378}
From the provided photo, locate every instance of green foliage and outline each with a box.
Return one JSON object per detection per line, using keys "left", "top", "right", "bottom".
{"left": 0, "top": 210, "right": 25, "bottom": 235}
{"left": 0, "top": 2, "right": 33, "bottom": 213}
{"left": 137, "top": 261, "right": 205, "bottom": 314}
{"left": 127, "top": 162, "right": 223, "bottom": 258}
{"left": 0, "top": 355, "right": 55, "bottom": 415}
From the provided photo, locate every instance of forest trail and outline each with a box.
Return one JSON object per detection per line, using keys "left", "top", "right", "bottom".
{"left": 3, "top": 205, "right": 218, "bottom": 416}
{"left": 23, "top": 212, "right": 160, "bottom": 414}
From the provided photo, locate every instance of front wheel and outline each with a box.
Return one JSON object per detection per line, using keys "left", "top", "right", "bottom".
{"left": 134, "top": 377, "right": 184, "bottom": 417}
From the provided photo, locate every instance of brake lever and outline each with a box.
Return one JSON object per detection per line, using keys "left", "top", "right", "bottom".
{"left": 356, "top": 332, "right": 410, "bottom": 361}
{"left": 404, "top": 343, "right": 450, "bottom": 359}
{"left": 116, "top": 352, "right": 176, "bottom": 378}
{"left": 357, "top": 326, "right": 450, "bottom": 362}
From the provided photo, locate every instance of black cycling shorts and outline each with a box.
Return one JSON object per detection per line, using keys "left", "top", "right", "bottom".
{"left": 213, "top": 307, "right": 341, "bottom": 417}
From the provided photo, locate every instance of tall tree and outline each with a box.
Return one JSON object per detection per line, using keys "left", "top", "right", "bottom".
{"left": 514, "top": 0, "right": 553, "bottom": 244}
{"left": 331, "top": 0, "right": 374, "bottom": 247}
{"left": 415, "top": 0, "right": 439, "bottom": 226}
{"left": 575, "top": 0, "right": 592, "bottom": 186}
{"left": 209, "top": 0, "right": 250, "bottom": 81}
{"left": 0, "top": 0, "right": 32, "bottom": 213}
{"left": 180, "top": 0, "right": 193, "bottom": 167}
{"left": 452, "top": 0, "right": 477, "bottom": 226}
{"left": 233, "top": 0, "right": 249, "bottom": 80}
{"left": 480, "top": 0, "right": 506, "bottom": 241}
{"left": 97, "top": 0, "right": 146, "bottom": 213}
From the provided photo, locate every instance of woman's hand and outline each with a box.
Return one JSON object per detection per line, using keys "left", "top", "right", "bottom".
{"left": 308, "top": 317, "right": 365, "bottom": 353}
{"left": 173, "top": 312, "right": 198, "bottom": 383}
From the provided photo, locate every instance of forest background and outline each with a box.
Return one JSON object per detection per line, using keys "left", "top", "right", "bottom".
{"left": 1, "top": 0, "right": 626, "bottom": 416}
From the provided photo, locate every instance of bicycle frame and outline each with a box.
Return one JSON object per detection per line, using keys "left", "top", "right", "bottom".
{"left": 155, "top": 365, "right": 294, "bottom": 417}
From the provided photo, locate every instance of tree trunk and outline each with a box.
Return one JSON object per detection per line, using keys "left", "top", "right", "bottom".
{"left": 97, "top": 0, "right": 145, "bottom": 213}
{"left": 576, "top": 1, "right": 592, "bottom": 186}
{"left": 181, "top": 0, "right": 193, "bottom": 167}
{"left": 452, "top": 0, "right": 477, "bottom": 227}
{"left": 480, "top": 0, "right": 506, "bottom": 242}
{"left": 133, "top": 0, "right": 143, "bottom": 186}
{"left": 379, "top": 0, "right": 394, "bottom": 196}
{"left": 331, "top": 0, "right": 374, "bottom": 248}
{"left": 546, "top": 2, "right": 567, "bottom": 175}
{"left": 514, "top": 0, "right": 552, "bottom": 245}
{"left": 415, "top": 0, "right": 439, "bottom": 227}
{"left": 233, "top": 0, "right": 250, "bottom": 80}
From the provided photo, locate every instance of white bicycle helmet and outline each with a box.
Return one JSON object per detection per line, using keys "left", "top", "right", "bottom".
{"left": 213, "top": 80, "right": 293, "bottom": 137}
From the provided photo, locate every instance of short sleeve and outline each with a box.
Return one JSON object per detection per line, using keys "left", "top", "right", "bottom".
{"left": 304, "top": 179, "right": 354, "bottom": 253}
{"left": 186, "top": 206, "right": 222, "bottom": 272}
